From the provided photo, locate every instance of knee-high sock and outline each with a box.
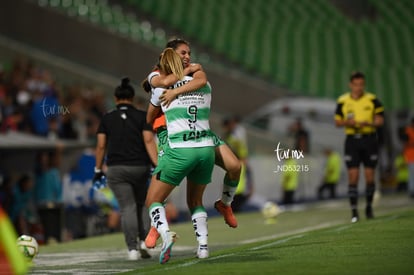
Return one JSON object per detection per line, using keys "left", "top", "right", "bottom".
{"left": 349, "top": 185, "right": 358, "bottom": 211}
{"left": 221, "top": 174, "right": 238, "bottom": 206}
{"left": 366, "top": 183, "right": 375, "bottom": 207}
{"left": 191, "top": 206, "right": 208, "bottom": 245}
{"left": 149, "top": 202, "right": 169, "bottom": 240}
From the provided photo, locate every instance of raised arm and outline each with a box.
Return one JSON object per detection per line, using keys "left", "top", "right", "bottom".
{"left": 160, "top": 70, "right": 208, "bottom": 107}
{"left": 150, "top": 63, "right": 203, "bottom": 88}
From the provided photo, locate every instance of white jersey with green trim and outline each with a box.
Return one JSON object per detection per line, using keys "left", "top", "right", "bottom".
{"left": 150, "top": 76, "right": 214, "bottom": 148}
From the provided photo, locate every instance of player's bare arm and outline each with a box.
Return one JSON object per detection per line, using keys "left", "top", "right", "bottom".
{"left": 146, "top": 103, "right": 161, "bottom": 125}
{"left": 160, "top": 70, "right": 208, "bottom": 107}
{"left": 150, "top": 63, "right": 202, "bottom": 88}
{"left": 143, "top": 130, "right": 158, "bottom": 166}
{"left": 95, "top": 133, "right": 106, "bottom": 170}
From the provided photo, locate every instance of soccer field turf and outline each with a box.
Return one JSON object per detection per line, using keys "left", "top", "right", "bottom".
{"left": 31, "top": 194, "right": 414, "bottom": 274}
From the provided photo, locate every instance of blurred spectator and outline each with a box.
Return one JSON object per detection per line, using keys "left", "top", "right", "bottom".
{"left": 232, "top": 115, "right": 247, "bottom": 144}
{"left": 9, "top": 174, "right": 37, "bottom": 235}
{"left": 403, "top": 117, "right": 414, "bottom": 197}
{"left": 281, "top": 157, "right": 298, "bottom": 205}
{"left": 394, "top": 153, "right": 408, "bottom": 192}
{"left": 317, "top": 148, "right": 341, "bottom": 199}
{"left": 288, "top": 117, "right": 310, "bottom": 153}
{"left": 34, "top": 148, "right": 64, "bottom": 243}
{"left": 0, "top": 109, "right": 24, "bottom": 132}
{"left": 92, "top": 187, "right": 121, "bottom": 233}
{"left": 30, "top": 89, "right": 60, "bottom": 137}
{"left": 63, "top": 149, "right": 96, "bottom": 239}
{"left": 0, "top": 57, "right": 107, "bottom": 142}
{"left": 0, "top": 174, "right": 13, "bottom": 214}
{"left": 222, "top": 117, "right": 253, "bottom": 212}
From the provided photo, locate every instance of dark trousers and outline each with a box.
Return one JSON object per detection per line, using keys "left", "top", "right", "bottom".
{"left": 37, "top": 203, "right": 63, "bottom": 243}
{"left": 107, "top": 165, "right": 150, "bottom": 251}
{"left": 318, "top": 182, "right": 337, "bottom": 199}
{"left": 231, "top": 194, "right": 248, "bottom": 212}
{"left": 283, "top": 191, "right": 295, "bottom": 205}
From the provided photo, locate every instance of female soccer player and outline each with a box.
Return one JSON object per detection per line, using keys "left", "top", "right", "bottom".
{"left": 145, "top": 48, "right": 215, "bottom": 263}
{"left": 147, "top": 39, "right": 241, "bottom": 228}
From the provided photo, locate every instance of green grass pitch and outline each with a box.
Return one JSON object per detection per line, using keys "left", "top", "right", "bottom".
{"left": 30, "top": 194, "right": 414, "bottom": 274}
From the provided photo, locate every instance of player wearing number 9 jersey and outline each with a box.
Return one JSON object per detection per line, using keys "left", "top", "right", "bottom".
{"left": 146, "top": 39, "right": 240, "bottom": 230}
{"left": 145, "top": 48, "right": 214, "bottom": 263}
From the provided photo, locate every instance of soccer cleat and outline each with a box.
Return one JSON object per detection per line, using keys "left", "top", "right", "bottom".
{"left": 128, "top": 249, "right": 139, "bottom": 261}
{"left": 366, "top": 206, "right": 374, "bottom": 219}
{"left": 139, "top": 241, "right": 151, "bottom": 259}
{"left": 214, "top": 200, "right": 238, "bottom": 228}
{"left": 159, "top": 231, "right": 177, "bottom": 264}
{"left": 196, "top": 244, "right": 209, "bottom": 259}
{"left": 351, "top": 209, "right": 359, "bottom": 223}
{"left": 145, "top": 226, "right": 160, "bottom": 249}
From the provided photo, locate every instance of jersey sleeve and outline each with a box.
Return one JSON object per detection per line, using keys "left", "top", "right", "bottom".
{"left": 334, "top": 101, "right": 344, "bottom": 120}
{"left": 372, "top": 97, "right": 384, "bottom": 115}
{"left": 147, "top": 71, "right": 160, "bottom": 88}
{"left": 150, "top": 87, "right": 164, "bottom": 107}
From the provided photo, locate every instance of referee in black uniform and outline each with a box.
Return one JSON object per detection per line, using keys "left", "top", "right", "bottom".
{"left": 94, "top": 77, "right": 158, "bottom": 260}
{"left": 335, "top": 72, "right": 384, "bottom": 223}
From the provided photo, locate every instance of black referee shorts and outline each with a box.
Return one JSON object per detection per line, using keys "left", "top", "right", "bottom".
{"left": 344, "top": 134, "right": 378, "bottom": 168}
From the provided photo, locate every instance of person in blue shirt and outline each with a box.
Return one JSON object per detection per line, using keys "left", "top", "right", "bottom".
{"left": 34, "top": 148, "right": 63, "bottom": 243}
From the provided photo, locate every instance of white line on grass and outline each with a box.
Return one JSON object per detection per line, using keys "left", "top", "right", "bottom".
{"left": 140, "top": 254, "right": 236, "bottom": 274}
{"left": 332, "top": 225, "right": 353, "bottom": 233}
{"left": 240, "top": 222, "right": 337, "bottom": 245}
{"left": 249, "top": 234, "right": 305, "bottom": 251}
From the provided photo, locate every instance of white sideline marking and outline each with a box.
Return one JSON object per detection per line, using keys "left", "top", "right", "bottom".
{"left": 142, "top": 222, "right": 338, "bottom": 274}
{"left": 249, "top": 234, "right": 305, "bottom": 251}
{"left": 240, "top": 222, "right": 336, "bottom": 245}
{"left": 141, "top": 254, "right": 236, "bottom": 274}
{"left": 333, "top": 225, "right": 353, "bottom": 233}
{"left": 144, "top": 232, "right": 309, "bottom": 274}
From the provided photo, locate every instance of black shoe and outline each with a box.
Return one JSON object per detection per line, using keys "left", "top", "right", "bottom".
{"left": 140, "top": 248, "right": 151, "bottom": 259}
{"left": 366, "top": 206, "right": 374, "bottom": 219}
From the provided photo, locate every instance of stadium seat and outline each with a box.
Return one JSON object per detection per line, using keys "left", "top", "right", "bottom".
{"left": 39, "top": 0, "right": 414, "bottom": 110}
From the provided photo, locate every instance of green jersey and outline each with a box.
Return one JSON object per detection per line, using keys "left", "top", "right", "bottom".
{"left": 150, "top": 76, "right": 214, "bottom": 148}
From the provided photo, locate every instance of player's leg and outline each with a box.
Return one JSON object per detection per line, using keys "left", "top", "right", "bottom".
{"left": 145, "top": 176, "right": 176, "bottom": 264}
{"left": 345, "top": 136, "right": 361, "bottom": 223}
{"left": 362, "top": 135, "right": 379, "bottom": 219}
{"left": 145, "top": 129, "right": 168, "bottom": 249}
{"left": 347, "top": 168, "right": 359, "bottom": 222}
{"left": 363, "top": 168, "right": 376, "bottom": 219}
{"left": 214, "top": 142, "right": 241, "bottom": 228}
{"left": 362, "top": 135, "right": 378, "bottom": 219}
{"left": 187, "top": 146, "right": 215, "bottom": 259}
{"left": 187, "top": 182, "right": 209, "bottom": 259}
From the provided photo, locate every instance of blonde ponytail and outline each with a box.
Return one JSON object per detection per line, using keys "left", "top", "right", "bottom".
{"left": 159, "top": 48, "right": 185, "bottom": 80}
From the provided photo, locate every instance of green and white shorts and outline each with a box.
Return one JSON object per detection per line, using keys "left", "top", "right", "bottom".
{"left": 153, "top": 144, "right": 215, "bottom": 186}
{"left": 212, "top": 131, "right": 225, "bottom": 147}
